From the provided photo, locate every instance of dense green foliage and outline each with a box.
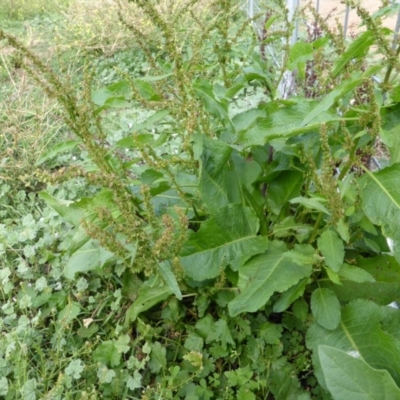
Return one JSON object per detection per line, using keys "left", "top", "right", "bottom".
{"left": 1, "top": 0, "right": 400, "bottom": 398}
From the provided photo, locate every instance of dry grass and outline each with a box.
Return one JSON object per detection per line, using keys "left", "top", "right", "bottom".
{"left": 51, "top": 0, "right": 220, "bottom": 56}
{"left": 0, "top": 0, "right": 221, "bottom": 185}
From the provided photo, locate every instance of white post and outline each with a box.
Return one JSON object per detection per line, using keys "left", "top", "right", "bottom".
{"left": 392, "top": 1, "right": 400, "bottom": 49}
{"left": 248, "top": 0, "right": 254, "bottom": 19}
{"left": 278, "top": 0, "right": 299, "bottom": 98}
{"left": 343, "top": 5, "right": 350, "bottom": 39}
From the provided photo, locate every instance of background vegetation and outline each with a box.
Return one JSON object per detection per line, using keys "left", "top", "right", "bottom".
{"left": 1, "top": 0, "right": 400, "bottom": 398}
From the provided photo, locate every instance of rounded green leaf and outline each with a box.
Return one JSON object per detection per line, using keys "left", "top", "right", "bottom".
{"left": 317, "top": 230, "right": 344, "bottom": 273}
{"left": 311, "top": 288, "right": 341, "bottom": 330}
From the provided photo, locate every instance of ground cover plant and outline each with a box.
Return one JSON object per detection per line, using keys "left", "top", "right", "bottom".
{"left": 1, "top": 0, "right": 400, "bottom": 398}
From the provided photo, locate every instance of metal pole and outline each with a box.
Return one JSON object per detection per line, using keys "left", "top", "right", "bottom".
{"left": 287, "top": 0, "right": 300, "bottom": 46}
{"left": 392, "top": 4, "right": 400, "bottom": 49}
{"left": 343, "top": 5, "right": 350, "bottom": 39}
{"left": 248, "top": 0, "right": 254, "bottom": 19}
{"left": 316, "top": 0, "right": 320, "bottom": 14}
{"left": 278, "top": 0, "right": 300, "bottom": 98}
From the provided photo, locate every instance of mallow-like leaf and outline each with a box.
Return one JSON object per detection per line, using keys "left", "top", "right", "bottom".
{"left": 311, "top": 288, "right": 341, "bottom": 330}
{"left": 307, "top": 299, "right": 400, "bottom": 389}
{"left": 180, "top": 204, "right": 268, "bottom": 281}
{"left": 228, "top": 241, "right": 312, "bottom": 316}
{"left": 317, "top": 230, "right": 344, "bottom": 273}
{"left": 319, "top": 345, "right": 400, "bottom": 400}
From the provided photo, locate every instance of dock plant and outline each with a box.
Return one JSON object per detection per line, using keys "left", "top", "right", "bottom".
{"left": 1, "top": 0, "right": 400, "bottom": 398}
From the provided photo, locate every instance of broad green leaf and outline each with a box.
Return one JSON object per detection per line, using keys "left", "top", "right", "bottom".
{"left": 198, "top": 137, "right": 236, "bottom": 212}
{"left": 228, "top": 241, "right": 312, "bottom": 316}
{"left": 338, "top": 263, "right": 376, "bottom": 283}
{"left": 131, "top": 79, "right": 161, "bottom": 101}
{"left": 301, "top": 72, "right": 363, "bottom": 126}
{"left": 64, "top": 239, "right": 115, "bottom": 279}
{"left": 140, "top": 73, "right": 173, "bottom": 81}
{"left": 361, "top": 164, "right": 400, "bottom": 262}
{"left": 230, "top": 151, "right": 262, "bottom": 190}
{"left": 35, "top": 140, "right": 80, "bottom": 166}
{"left": 238, "top": 100, "right": 339, "bottom": 147}
{"left": 311, "top": 288, "right": 341, "bottom": 330}
{"left": 325, "top": 267, "right": 342, "bottom": 285}
{"left": 124, "top": 275, "right": 171, "bottom": 325}
{"left": 158, "top": 261, "right": 182, "bottom": 300}
{"left": 317, "top": 230, "right": 344, "bottom": 272}
{"left": 324, "top": 255, "right": 400, "bottom": 304}
{"left": 92, "top": 80, "right": 131, "bottom": 106}
{"left": 287, "top": 42, "right": 314, "bottom": 79}
{"left": 391, "top": 85, "right": 400, "bottom": 102}
{"left": 194, "top": 80, "right": 232, "bottom": 128}
{"left": 58, "top": 302, "right": 80, "bottom": 324}
{"left": 114, "top": 110, "right": 170, "bottom": 149}
{"left": 371, "top": 4, "right": 400, "bottom": 19}
{"left": 307, "top": 299, "right": 400, "bottom": 389}
{"left": 41, "top": 189, "right": 120, "bottom": 227}
{"left": 332, "top": 31, "right": 375, "bottom": 78}
{"left": 290, "top": 197, "right": 331, "bottom": 215}
{"left": 39, "top": 192, "right": 86, "bottom": 227}
{"left": 381, "top": 104, "right": 400, "bottom": 165}
{"left": 267, "top": 171, "right": 303, "bottom": 215}
{"left": 232, "top": 108, "right": 264, "bottom": 134}
{"left": 319, "top": 345, "right": 400, "bottom": 400}
{"left": 180, "top": 204, "right": 268, "bottom": 281}
{"left": 336, "top": 218, "right": 350, "bottom": 242}
{"left": 272, "top": 216, "right": 312, "bottom": 239}
{"left": 273, "top": 277, "right": 308, "bottom": 313}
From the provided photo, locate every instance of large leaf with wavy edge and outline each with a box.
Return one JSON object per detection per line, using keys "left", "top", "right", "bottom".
{"left": 180, "top": 204, "right": 268, "bottom": 281}
{"left": 267, "top": 170, "right": 303, "bottom": 215}
{"left": 306, "top": 299, "right": 400, "bottom": 390}
{"left": 301, "top": 67, "right": 381, "bottom": 127}
{"left": 319, "top": 345, "right": 400, "bottom": 400}
{"left": 380, "top": 103, "right": 400, "bottom": 165}
{"left": 64, "top": 239, "right": 115, "bottom": 280}
{"left": 124, "top": 275, "right": 171, "bottom": 326}
{"left": 361, "top": 164, "right": 400, "bottom": 262}
{"left": 198, "top": 137, "right": 237, "bottom": 212}
{"left": 237, "top": 100, "right": 339, "bottom": 147}
{"left": 322, "top": 254, "right": 400, "bottom": 305}
{"left": 228, "top": 241, "right": 312, "bottom": 316}
{"left": 331, "top": 30, "right": 375, "bottom": 78}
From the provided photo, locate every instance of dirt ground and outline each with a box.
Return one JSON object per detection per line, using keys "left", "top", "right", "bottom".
{"left": 307, "top": 0, "right": 400, "bottom": 34}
